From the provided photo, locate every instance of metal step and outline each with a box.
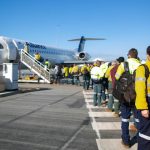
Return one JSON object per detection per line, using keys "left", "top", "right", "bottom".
{"left": 20, "top": 49, "right": 52, "bottom": 83}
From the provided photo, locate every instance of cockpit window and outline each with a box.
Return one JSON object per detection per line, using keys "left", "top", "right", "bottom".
{"left": 0, "top": 44, "right": 4, "bottom": 49}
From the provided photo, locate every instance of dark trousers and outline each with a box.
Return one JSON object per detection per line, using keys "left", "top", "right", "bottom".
{"left": 138, "top": 112, "right": 150, "bottom": 150}
{"left": 83, "top": 74, "right": 90, "bottom": 90}
{"left": 137, "top": 98, "right": 150, "bottom": 150}
{"left": 121, "top": 103, "right": 139, "bottom": 144}
{"left": 93, "top": 83, "right": 102, "bottom": 106}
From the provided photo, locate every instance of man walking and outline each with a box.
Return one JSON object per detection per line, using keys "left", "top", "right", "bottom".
{"left": 135, "top": 46, "right": 150, "bottom": 150}
{"left": 115, "top": 48, "right": 141, "bottom": 147}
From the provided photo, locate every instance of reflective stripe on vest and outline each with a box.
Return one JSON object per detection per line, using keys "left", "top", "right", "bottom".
{"left": 114, "top": 99, "right": 119, "bottom": 102}
{"left": 135, "top": 77, "right": 146, "bottom": 82}
{"left": 139, "top": 132, "right": 150, "bottom": 140}
{"left": 135, "top": 118, "right": 140, "bottom": 123}
{"left": 122, "top": 118, "right": 129, "bottom": 122}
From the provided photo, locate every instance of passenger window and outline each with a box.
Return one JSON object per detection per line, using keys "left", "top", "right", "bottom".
{"left": 0, "top": 44, "right": 4, "bottom": 49}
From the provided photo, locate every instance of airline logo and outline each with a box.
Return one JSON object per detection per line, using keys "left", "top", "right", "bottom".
{"left": 27, "top": 42, "right": 46, "bottom": 49}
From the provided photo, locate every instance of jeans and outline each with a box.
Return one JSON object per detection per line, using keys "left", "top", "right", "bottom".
{"left": 93, "top": 83, "right": 102, "bottom": 106}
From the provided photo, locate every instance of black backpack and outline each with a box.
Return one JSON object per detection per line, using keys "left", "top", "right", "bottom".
{"left": 112, "top": 62, "right": 149, "bottom": 106}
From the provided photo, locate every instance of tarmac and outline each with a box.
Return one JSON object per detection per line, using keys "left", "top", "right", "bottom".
{"left": 0, "top": 83, "right": 137, "bottom": 150}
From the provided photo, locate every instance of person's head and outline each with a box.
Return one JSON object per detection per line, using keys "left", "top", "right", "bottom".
{"left": 116, "top": 57, "right": 124, "bottom": 64}
{"left": 146, "top": 46, "right": 150, "bottom": 60}
{"left": 147, "top": 46, "right": 150, "bottom": 55}
{"left": 108, "top": 62, "right": 112, "bottom": 67}
{"left": 96, "top": 60, "right": 101, "bottom": 67}
{"left": 127, "top": 48, "right": 138, "bottom": 58}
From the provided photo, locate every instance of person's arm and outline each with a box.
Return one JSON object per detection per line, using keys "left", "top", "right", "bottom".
{"left": 135, "top": 65, "right": 149, "bottom": 118}
{"left": 115, "top": 63, "right": 124, "bottom": 80}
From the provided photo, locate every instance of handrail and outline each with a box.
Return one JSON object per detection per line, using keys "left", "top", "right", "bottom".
{"left": 20, "top": 49, "right": 52, "bottom": 83}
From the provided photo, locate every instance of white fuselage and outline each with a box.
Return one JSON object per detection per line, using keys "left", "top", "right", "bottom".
{"left": 0, "top": 36, "right": 90, "bottom": 64}
{"left": 23, "top": 42, "right": 76, "bottom": 64}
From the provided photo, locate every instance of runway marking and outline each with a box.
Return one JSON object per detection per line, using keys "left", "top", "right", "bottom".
{"left": 86, "top": 103, "right": 107, "bottom": 109}
{"left": 83, "top": 91, "right": 101, "bottom": 139}
{"left": 89, "top": 111, "right": 114, "bottom": 117}
{"left": 92, "top": 122, "right": 121, "bottom": 130}
{"left": 85, "top": 99, "right": 93, "bottom": 103}
{"left": 96, "top": 139, "right": 137, "bottom": 150}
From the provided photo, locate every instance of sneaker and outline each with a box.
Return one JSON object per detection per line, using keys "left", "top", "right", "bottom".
{"left": 121, "top": 140, "right": 130, "bottom": 148}
{"left": 101, "top": 104, "right": 107, "bottom": 107}
{"left": 93, "top": 103, "right": 97, "bottom": 106}
{"left": 130, "top": 124, "right": 137, "bottom": 132}
{"left": 105, "top": 108, "right": 112, "bottom": 112}
{"left": 113, "top": 112, "right": 120, "bottom": 117}
{"left": 101, "top": 101, "right": 107, "bottom": 104}
{"left": 119, "top": 111, "right": 121, "bottom": 116}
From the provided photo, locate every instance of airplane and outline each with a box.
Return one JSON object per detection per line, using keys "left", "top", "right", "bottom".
{"left": 0, "top": 35, "right": 105, "bottom": 65}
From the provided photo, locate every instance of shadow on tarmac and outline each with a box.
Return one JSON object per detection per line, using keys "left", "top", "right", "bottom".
{"left": 0, "top": 87, "right": 51, "bottom": 97}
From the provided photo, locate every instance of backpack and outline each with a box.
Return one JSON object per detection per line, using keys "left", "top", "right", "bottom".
{"left": 112, "top": 62, "right": 149, "bottom": 106}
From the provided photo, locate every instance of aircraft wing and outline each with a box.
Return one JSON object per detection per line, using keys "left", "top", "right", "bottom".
{"left": 63, "top": 60, "right": 96, "bottom": 65}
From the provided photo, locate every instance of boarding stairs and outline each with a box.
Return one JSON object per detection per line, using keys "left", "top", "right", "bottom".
{"left": 20, "top": 49, "right": 52, "bottom": 83}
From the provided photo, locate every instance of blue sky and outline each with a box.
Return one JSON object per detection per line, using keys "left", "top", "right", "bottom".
{"left": 0, "top": 0, "right": 150, "bottom": 60}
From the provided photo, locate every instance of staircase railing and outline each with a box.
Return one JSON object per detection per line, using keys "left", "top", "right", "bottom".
{"left": 20, "top": 49, "right": 52, "bottom": 83}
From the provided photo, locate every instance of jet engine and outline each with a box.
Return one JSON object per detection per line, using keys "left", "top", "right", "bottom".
{"left": 76, "top": 51, "right": 91, "bottom": 60}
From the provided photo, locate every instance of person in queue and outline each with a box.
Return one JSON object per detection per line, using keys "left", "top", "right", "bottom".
{"left": 71, "top": 64, "right": 79, "bottom": 85}
{"left": 81, "top": 62, "right": 90, "bottom": 90}
{"left": 90, "top": 60, "right": 104, "bottom": 106}
{"left": 115, "top": 48, "right": 141, "bottom": 148}
{"left": 135, "top": 46, "right": 150, "bottom": 150}
{"left": 105, "top": 57, "right": 124, "bottom": 116}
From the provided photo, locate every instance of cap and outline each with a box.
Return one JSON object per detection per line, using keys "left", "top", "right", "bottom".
{"left": 116, "top": 57, "right": 124, "bottom": 63}
{"left": 127, "top": 48, "right": 138, "bottom": 58}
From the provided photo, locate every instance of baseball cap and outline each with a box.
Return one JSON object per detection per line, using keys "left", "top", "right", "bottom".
{"left": 116, "top": 57, "right": 124, "bottom": 63}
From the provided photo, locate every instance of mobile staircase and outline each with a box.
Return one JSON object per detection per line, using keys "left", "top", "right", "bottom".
{"left": 20, "top": 49, "right": 53, "bottom": 83}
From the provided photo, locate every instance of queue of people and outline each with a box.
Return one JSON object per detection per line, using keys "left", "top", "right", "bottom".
{"left": 93, "top": 47, "right": 150, "bottom": 150}
{"left": 62, "top": 46, "right": 149, "bottom": 150}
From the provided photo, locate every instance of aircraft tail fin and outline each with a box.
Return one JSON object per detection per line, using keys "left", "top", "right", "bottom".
{"left": 68, "top": 36, "right": 106, "bottom": 52}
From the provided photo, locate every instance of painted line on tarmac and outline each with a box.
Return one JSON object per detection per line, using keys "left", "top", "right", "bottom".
{"left": 83, "top": 91, "right": 101, "bottom": 139}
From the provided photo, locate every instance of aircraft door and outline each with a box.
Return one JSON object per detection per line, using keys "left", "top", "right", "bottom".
{"left": 0, "top": 41, "right": 7, "bottom": 64}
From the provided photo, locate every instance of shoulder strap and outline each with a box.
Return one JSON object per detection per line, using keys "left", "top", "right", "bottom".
{"left": 141, "top": 64, "right": 149, "bottom": 79}
{"left": 124, "top": 61, "right": 129, "bottom": 72}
